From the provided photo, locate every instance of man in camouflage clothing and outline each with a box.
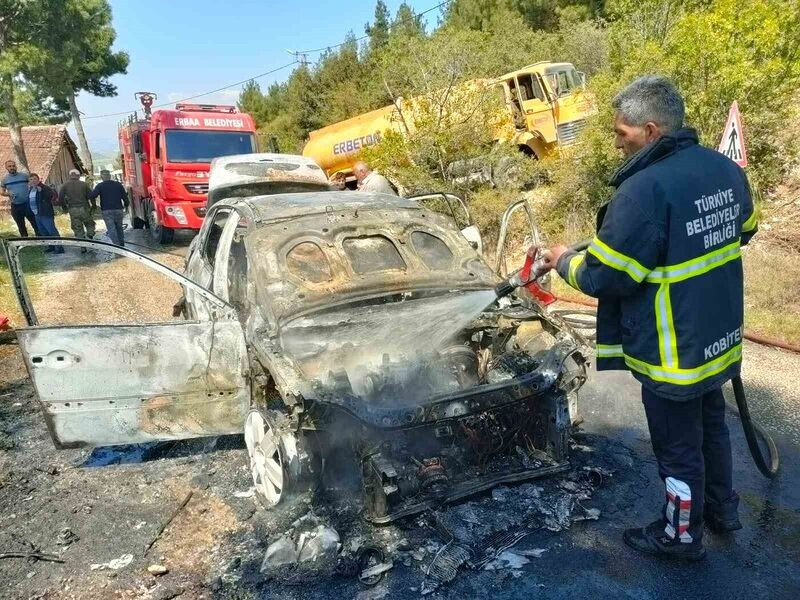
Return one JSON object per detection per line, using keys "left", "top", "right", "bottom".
{"left": 58, "top": 169, "right": 96, "bottom": 245}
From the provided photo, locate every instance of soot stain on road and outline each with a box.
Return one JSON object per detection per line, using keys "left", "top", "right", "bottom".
{"left": 0, "top": 346, "right": 641, "bottom": 599}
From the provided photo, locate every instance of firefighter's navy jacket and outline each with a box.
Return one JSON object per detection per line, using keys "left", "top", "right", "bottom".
{"left": 556, "top": 128, "right": 757, "bottom": 400}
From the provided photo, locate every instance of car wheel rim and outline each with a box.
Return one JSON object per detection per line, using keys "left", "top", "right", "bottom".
{"left": 244, "top": 410, "right": 283, "bottom": 506}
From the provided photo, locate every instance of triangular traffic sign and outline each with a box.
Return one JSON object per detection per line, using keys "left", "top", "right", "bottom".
{"left": 717, "top": 101, "right": 748, "bottom": 167}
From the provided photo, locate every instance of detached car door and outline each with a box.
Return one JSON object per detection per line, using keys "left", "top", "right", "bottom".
{"left": 2, "top": 238, "right": 250, "bottom": 448}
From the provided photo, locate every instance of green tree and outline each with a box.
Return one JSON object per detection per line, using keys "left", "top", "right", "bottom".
{"left": 392, "top": 2, "right": 426, "bottom": 37}
{"left": 238, "top": 79, "right": 267, "bottom": 124}
{"left": 543, "top": 0, "right": 800, "bottom": 232}
{"left": 0, "top": 0, "right": 46, "bottom": 168}
{"left": 366, "top": 0, "right": 391, "bottom": 51}
{"left": 0, "top": 81, "right": 69, "bottom": 126}
{"left": 363, "top": 29, "right": 512, "bottom": 191}
{"left": 32, "top": 0, "right": 129, "bottom": 177}
{"left": 446, "top": 0, "right": 602, "bottom": 32}
{"left": 445, "top": 0, "right": 514, "bottom": 31}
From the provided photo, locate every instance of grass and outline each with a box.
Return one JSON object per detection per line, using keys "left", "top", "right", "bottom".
{"left": 742, "top": 241, "right": 800, "bottom": 346}
{"left": 0, "top": 213, "right": 73, "bottom": 327}
{"left": 545, "top": 234, "right": 800, "bottom": 348}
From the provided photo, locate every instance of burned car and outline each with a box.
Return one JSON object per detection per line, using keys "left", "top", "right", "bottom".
{"left": 4, "top": 191, "right": 588, "bottom": 523}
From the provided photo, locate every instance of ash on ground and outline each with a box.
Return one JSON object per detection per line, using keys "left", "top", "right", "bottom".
{"left": 217, "top": 432, "right": 625, "bottom": 598}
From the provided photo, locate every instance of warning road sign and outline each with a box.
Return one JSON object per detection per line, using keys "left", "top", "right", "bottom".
{"left": 718, "top": 101, "right": 748, "bottom": 168}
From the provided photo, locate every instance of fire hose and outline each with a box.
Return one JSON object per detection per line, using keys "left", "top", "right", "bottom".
{"left": 495, "top": 240, "right": 781, "bottom": 479}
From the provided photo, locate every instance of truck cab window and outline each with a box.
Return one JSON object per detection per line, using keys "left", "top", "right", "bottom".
{"left": 518, "top": 75, "right": 545, "bottom": 103}
{"left": 518, "top": 76, "right": 533, "bottom": 101}
{"left": 505, "top": 79, "right": 525, "bottom": 128}
{"left": 164, "top": 131, "right": 256, "bottom": 163}
{"left": 155, "top": 132, "right": 161, "bottom": 159}
{"left": 507, "top": 79, "right": 521, "bottom": 108}
{"left": 545, "top": 67, "right": 580, "bottom": 98}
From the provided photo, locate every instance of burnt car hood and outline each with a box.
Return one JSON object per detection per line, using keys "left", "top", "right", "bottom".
{"left": 276, "top": 291, "right": 584, "bottom": 429}
{"left": 310, "top": 338, "right": 582, "bottom": 430}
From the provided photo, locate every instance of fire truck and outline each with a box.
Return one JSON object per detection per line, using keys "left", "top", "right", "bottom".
{"left": 119, "top": 93, "right": 258, "bottom": 243}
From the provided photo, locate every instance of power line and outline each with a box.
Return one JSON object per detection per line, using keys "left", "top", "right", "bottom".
{"left": 82, "top": 60, "right": 299, "bottom": 120}
{"left": 81, "top": 0, "right": 449, "bottom": 121}
{"left": 293, "top": 0, "right": 448, "bottom": 55}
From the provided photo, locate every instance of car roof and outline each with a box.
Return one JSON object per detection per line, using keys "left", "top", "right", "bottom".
{"left": 235, "top": 190, "right": 421, "bottom": 223}
{"left": 209, "top": 152, "right": 328, "bottom": 190}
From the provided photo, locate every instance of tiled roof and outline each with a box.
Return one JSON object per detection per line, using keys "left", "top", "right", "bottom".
{"left": 0, "top": 125, "right": 85, "bottom": 179}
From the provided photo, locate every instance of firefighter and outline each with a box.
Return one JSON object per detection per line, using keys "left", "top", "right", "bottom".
{"left": 541, "top": 75, "right": 757, "bottom": 560}
{"left": 59, "top": 169, "right": 96, "bottom": 245}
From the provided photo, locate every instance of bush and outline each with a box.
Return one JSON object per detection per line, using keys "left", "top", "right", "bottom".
{"left": 543, "top": 0, "right": 800, "bottom": 231}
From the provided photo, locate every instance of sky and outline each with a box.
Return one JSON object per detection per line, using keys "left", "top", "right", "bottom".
{"left": 75, "top": 0, "right": 441, "bottom": 157}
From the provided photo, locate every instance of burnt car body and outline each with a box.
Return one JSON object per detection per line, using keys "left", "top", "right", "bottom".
{"left": 4, "top": 191, "right": 588, "bottom": 523}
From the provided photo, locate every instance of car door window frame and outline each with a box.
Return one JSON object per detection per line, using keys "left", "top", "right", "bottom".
{"left": 2, "top": 237, "right": 235, "bottom": 327}
{"left": 212, "top": 211, "right": 244, "bottom": 301}
{"left": 202, "top": 208, "right": 232, "bottom": 269}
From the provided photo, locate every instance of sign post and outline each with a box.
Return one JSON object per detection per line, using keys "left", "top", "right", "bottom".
{"left": 718, "top": 101, "right": 748, "bottom": 168}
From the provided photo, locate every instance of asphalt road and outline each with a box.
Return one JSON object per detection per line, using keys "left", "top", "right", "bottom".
{"left": 461, "top": 347, "right": 800, "bottom": 600}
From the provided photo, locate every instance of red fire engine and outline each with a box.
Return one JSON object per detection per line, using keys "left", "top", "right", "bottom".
{"left": 118, "top": 93, "right": 258, "bottom": 243}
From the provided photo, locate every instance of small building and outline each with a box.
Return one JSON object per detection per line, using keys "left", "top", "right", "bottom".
{"left": 0, "top": 125, "right": 86, "bottom": 209}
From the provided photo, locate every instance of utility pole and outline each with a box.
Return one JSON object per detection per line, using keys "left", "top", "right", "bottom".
{"left": 288, "top": 50, "right": 309, "bottom": 67}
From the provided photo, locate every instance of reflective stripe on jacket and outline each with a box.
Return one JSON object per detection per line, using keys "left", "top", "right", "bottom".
{"left": 556, "top": 128, "right": 757, "bottom": 400}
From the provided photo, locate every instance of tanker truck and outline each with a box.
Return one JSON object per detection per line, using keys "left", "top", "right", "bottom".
{"left": 302, "top": 61, "right": 594, "bottom": 182}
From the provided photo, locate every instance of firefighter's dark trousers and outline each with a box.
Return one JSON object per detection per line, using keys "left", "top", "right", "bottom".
{"left": 642, "top": 386, "right": 738, "bottom": 543}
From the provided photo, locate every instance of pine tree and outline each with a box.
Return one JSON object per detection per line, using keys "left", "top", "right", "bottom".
{"left": 366, "top": 0, "right": 391, "bottom": 51}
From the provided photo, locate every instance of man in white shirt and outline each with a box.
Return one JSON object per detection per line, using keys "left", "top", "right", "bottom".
{"left": 353, "top": 161, "right": 397, "bottom": 195}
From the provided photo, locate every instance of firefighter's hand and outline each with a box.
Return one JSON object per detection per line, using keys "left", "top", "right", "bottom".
{"left": 541, "top": 245, "right": 568, "bottom": 272}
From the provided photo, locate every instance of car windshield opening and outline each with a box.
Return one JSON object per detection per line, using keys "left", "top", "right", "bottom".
{"left": 343, "top": 235, "right": 406, "bottom": 274}
{"left": 165, "top": 130, "right": 256, "bottom": 163}
{"left": 411, "top": 231, "right": 454, "bottom": 270}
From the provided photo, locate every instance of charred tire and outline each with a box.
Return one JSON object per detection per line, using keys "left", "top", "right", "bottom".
{"left": 147, "top": 204, "right": 174, "bottom": 244}
{"left": 244, "top": 409, "right": 318, "bottom": 509}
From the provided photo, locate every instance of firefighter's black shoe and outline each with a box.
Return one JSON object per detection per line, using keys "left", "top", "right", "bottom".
{"left": 623, "top": 520, "right": 706, "bottom": 561}
{"left": 704, "top": 508, "right": 742, "bottom": 533}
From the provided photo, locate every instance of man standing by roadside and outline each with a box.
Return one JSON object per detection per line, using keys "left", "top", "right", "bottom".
{"left": 59, "top": 169, "right": 96, "bottom": 247}
{"left": 353, "top": 161, "right": 397, "bottom": 195}
{"left": 27, "top": 173, "right": 64, "bottom": 254}
{"left": 542, "top": 76, "right": 756, "bottom": 560}
{"left": 89, "top": 170, "right": 129, "bottom": 247}
{"left": 1, "top": 160, "right": 39, "bottom": 237}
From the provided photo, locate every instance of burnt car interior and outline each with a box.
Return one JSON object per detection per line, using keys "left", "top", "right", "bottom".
{"left": 232, "top": 193, "right": 590, "bottom": 522}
